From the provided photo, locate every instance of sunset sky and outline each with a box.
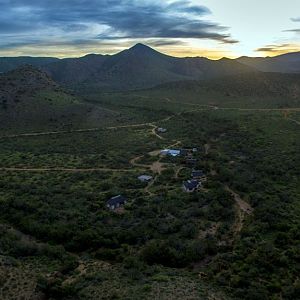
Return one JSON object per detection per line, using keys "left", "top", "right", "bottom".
{"left": 0, "top": 0, "right": 300, "bottom": 59}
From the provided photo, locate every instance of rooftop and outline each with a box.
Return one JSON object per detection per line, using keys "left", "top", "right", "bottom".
{"left": 107, "top": 195, "right": 127, "bottom": 206}
{"left": 138, "top": 175, "right": 153, "bottom": 181}
{"left": 161, "top": 149, "right": 181, "bottom": 157}
{"left": 183, "top": 180, "right": 200, "bottom": 190}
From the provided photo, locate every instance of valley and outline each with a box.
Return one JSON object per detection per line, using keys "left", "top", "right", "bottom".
{"left": 0, "top": 80, "right": 300, "bottom": 299}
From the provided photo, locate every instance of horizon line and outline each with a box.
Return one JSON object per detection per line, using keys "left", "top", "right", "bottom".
{"left": 0, "top": 43, "right": 299, "bottom": 60}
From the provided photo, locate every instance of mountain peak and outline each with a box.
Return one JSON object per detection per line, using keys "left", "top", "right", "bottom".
{"left": 127, "top": 43, "right": 159, "bottom": 55}
{"left": 131, "top": 43, "right": 152, "bottom": 50}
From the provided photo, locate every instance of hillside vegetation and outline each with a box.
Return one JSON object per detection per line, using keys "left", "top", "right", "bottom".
{"left": 157, "top": 72, "right": 300, "bottom": 97}
{"left": 140, "top": 72, "right": 300, "bottom": 109}
{"left": 0, "top": 66, "right": 118, "bottom": 134}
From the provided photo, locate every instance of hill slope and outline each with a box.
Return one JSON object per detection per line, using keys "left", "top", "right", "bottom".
{"left": 237, "top": 52, "right": 300, "bottom": 73}
{"left": 145, "top": 72, "right": 300, "bottom": 109}
{"left": 44, "top": 54, "right": 109, "bottom": 85}
{"left": 0, "top": 65, "right": 60, "bottom": 105}
{"left": 0, "top": 66, "right": 117, "bottom": 133}
{"left": 157, "top": 72, "right": 300, "bottom": 97}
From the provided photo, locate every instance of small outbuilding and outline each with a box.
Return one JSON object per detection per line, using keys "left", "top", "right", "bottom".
{"left": 157, "top": 128, "right": 167, "bottom": 133}
{"left": 138, "top": 175, "right": 153, "bottom": 182}
{"left": 106, "top": 195, "right": 127, "bottom": 210}
{"left": 161, "top": 149, "right": 181, "bottom": 157}
{"left": 183, "top": 180, "right": 201, "bottom": 193}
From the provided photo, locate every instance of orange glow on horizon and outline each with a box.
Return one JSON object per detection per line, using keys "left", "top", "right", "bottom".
{"left": 255, "top": 43, "right": 300, "bottom": 57}
{"left": 0, "top": 42, "right": 298, "bottom": 59}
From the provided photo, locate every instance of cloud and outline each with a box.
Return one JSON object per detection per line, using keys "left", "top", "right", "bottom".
{"left": 62, "top": 24, "right": 90, "bottom": 32}
{"left": 167, "top": 1, "right": 211, "bottom": 15}
{"left": 255, "top": 43, "right": 300, "bottom": 55}
{"left": 283, "top": 29, "right": 300, "bottom": 34}
{"left": 0, "top": 0, "right": 238, "bottom": 54}
{"left": 145, "top": 39, "right": 186, "bottom": 47}
{"left": 291, "top": 17, "right": 300, "bottom": 22}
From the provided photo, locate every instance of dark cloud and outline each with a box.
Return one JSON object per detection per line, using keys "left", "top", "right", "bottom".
{"left": 255, "top": 43, "right": 299, "bottom": 54}
{"left": 256, "top": 46, "right": 278, "bottom": 53}
{"left": 0, "top": 0, "right": 238, "bottom": 50}
{"left": 167, "top": 1, "right": 211, "bottom": 15}
{"left": 284, "top": 29, "right": 300, "bottom": 33}
{"left": 291, "top": 17, "right": 300, "bottom": 22}
{"left": 146, "top": 40, "right": 186, "bottom": 47}
{"left": 62, "top": 24, "right": 89, "bottom": 32}
{"left": 256, "top": 44, "right": 289, "bottom": 52}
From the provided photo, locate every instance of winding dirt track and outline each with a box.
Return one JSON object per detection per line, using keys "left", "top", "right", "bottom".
{"left": 0, "top": 115, "right": 179, "bottom": 174}
{"left": 1, "top": 123, "right": 154, "bottom": 139}
{"left": 205, "top": 140, "right": 253, "bottom": 239}
{"left": 0, "top": 167, "right": 141, "bottom": 173}
{"left": 151, "top": 126, "right": 164, "bottom": 140}
{"left": 175, "top": 167, "right": 184, "bottom": 179}
{"left": 287, "top": 117, "right": 300, "bottom": 126}
{"left": 225, "top": 186, "right": 253, "bottom": 236}
{"left": 226, "top": 186, "right": 253, "bottom": 241}
{"left": 2, "top": 102, "right": 299, "bottom": 139}
{"left": 0, "top": 107, "right": 175, "bottom": 139}
{"left": 225, "top": 186, "right": 253, "bottom": 215}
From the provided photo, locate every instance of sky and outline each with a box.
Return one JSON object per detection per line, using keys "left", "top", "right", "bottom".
{"left": 0, "top": 0, "right": 299, "bottom": 59}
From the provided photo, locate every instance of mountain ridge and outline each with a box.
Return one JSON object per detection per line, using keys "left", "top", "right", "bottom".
{"left": 0, "top": 56, "right": 59, "bottom": 73}
{"left": 1, "top": 44, "right": 300, "bottom": 91}
{"left": 237, "top": 51, "right": 300, "bottom": 73}
{"left": 44, "top": 43, "right": 257, "bottom": 91}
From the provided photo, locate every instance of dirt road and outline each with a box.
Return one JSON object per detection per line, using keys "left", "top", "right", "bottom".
{"left": 287, "top": 117, "right": 300, "bottom": 126}
{"left": 225, "top": 186, "right": 253, "bottom": 215}
{"left": 0, "top": 116, "right": 171, "bottom": 139}
{"left": 0, "top": 167, "right": 140, "bottom": 173}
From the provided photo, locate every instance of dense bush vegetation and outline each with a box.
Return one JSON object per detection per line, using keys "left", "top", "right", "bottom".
{"left": 1, "top": 92, "right": 299, "bottom": 299}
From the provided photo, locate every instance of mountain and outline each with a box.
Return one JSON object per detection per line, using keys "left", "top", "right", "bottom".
{"left": 88, "top": 44, "right": 257, "bottom": 91}
{"left": 0, "top": 56, "right": 59, "bottom": 73}
{"left": 237, "top": 52, "right": 300, "bottom": 73}
{"left": 0, "top": 65, "right": 116, "bottom": 133}
{"left": 44, "top": 53, "right": 109, "bottom": 85}
{"left": 6, "top": 45, "right": 300, "bottom": 93}
{"left": 42, "top": 43, "right": 257, "bottom": 92}
{"left": 0, "top": 44, "right": 258, "bottom": 92}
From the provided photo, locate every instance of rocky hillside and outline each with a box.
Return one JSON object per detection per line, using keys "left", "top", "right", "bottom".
{"left": 0, "top": 65, "right": 60, "bottom": 108}
{"left": 0, "top": 65, "right": 117, "bottom": 134}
